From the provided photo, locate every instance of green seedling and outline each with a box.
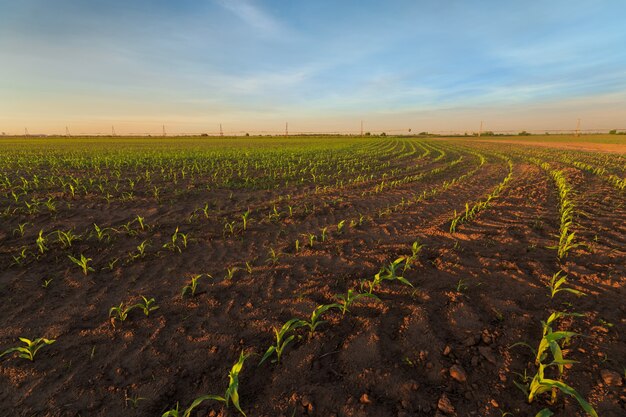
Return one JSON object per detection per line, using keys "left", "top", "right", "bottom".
{"left": 226, "top": 266, "right": 239, "bottom": 280}
{"left": 241, "top": 209, "right": 251, "bottom": 231}
{"left": 548, "top": 271, "right": 586, "bottom": 298}
{"left": 134, "top": 240, "right": 149, "bottom": 259}
{"left": 456, "top": 278, "right": 469, "bottom": 293}
{"left": 93, "top": 223, "right": 111, "bottom": 242}
{"left": 13, "top": 222, "right": 28, "bottom": 237}
{"left": 42, "top": 278, "right": 53, "bottom": 288}
{"left": 336, "top": 289, "right": 379, "bottom": 316}
{"left": 295, "top": 239, "right": 300, "bottom": 253}
{"left": 109, "top": 303, "right": 135, "bottom": 325}
{"left": 136, "top": 215, "right": 146, "bottom": 230}
{"left": 0, "top": 337, "right": 55, "bottom": 362}
{"left": 182, "top": 274, "right": 209, "bottom": 297}
{"left": 527, "top": 362, "right": 597, "bottom": 417}
{"left": 259, "top": 318, "right": 306, "bottom": 365}
{"left": 36, "top": 229, "right": 47, "bottom": 254}
{"left": 245, "top": 261, "right": 253, "bottom": 274}
{"left": 135, "top": 296, "right": 159, "bottom": 316}
{"left": 320, "top": 227, "right": 328, "bottom": 242}
{"left": 163, "top": 351, "right": 250, "bottom": 417}
{"left": 337, "top": 220, "right": 346, "bottom": 234}
{"left": 266, "top": 247, "right": 279, "bottom": 265}
{"left": 300, "top": 304, "right": 341, "bottom": 335}
{"left": 306, "top": 233, "right": 316, "bottom": 247}
{"left": 68, "top": 254, "right": 95, "bottom": 275}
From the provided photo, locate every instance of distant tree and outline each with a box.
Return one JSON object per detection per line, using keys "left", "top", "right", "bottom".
{"left": 419, "top": 131, "right": 428, "bottom": 135}
{"left": 518, "top": 130, "right": 531, "bottom": 136}
{"left": 364, "top": 132, "right": 371, "bottom": 136}
{"left": 201, "top": 133, "right": 208, "bottom": 136}
{"left": 245, "top": 133, "right": 250, "bottom": 136}
{"left": 482, "top": 131, "right": 495, "bottom": 136}
{"left": 380, "top": 132, "right": 387, "bottom": 136}
{"left": 609, "top": 129, "right": 617, "bottom": 134}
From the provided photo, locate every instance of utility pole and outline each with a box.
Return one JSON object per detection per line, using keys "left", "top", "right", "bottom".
{"left": 478, "top": 121, "right": 483, "bottom": 137}
{"left": 219, "top": 123, "right": 223, "bottom": 137}
{"left": 66, "top": 126, "right": 71, "bottom": 137}
{"left": 575, "top": 118, "right": 581, "bottom": 137}
{"left": 285, "top": 122, "right": 288, "bottom": 137}
{"left": 162, "top": 125, "right": 166, "bottom": 137}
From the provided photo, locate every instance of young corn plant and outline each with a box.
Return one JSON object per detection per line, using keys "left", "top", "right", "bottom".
{"left": 547, "top": 271, "right": 586, "bottom": 299}
{"left": 403, "top": 240, "right": 425, "bottom": 271}
{"left": 365, "top": 257, "right": 413, "bottom": 293}
{"left": 135, "top": 296, "right": 159, "bottom": 316}
{"left": 93, "top": 223, "right": 111, "bottom": 242}
{"left": 259, "top": 318, "right": 306, "bottom": 365}
{"left": 182, "top": 274, "right": 209, "bottom": 298}
{"left": 36, "top": 230, "right": 47, "bottom": 254}
{"left": 0, "top": 337, "right": 55, "bottom": 362}
{"left": 57, "top": 229, "right": 81, "bottom": 248}
{"left": 68, "top": 254, "right": 95, "bottom": 275}
{"left": 241, "top": 209, "right": 251, "bottom": 231}
{"left": 163, "top": 351, "right": 250, "bottom": 417}
{"left": 300, "top": 304, "right": 341, "bottom": 336}
{"left": 109, "top": 303, "right": 136, "bottom": 326}
{"left": 336, "top": 220, "right": 346, "bottom": 235}
{"left": 225, "top": 266, "right": 239, "bottom": 280}
{"left": 336, "top": 289, "right": 379, "bottom": 316}
{"left": 266, "top": 247, "right": 279, "bottom": 265}
{"left": 12, "top": 222, "right": 28, "bottom": 237}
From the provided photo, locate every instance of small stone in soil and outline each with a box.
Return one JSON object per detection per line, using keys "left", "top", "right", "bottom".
{"left": 601, "top": 369, "right": 623, "bottom": 386}
{"left": 360, "top": 393, "right": 371, "bottom": 404}
{"left": 437, "top": 394, "right": 455, "bottom": 415}
{"left": 450, "top": 364, "right": 468, "bottom": 382}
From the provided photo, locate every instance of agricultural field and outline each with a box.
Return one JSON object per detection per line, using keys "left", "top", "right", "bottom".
{"left": 0, "top": 135, "right": 624, "bottom": 417}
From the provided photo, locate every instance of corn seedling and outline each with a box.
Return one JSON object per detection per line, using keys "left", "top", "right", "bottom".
{"left": 259, "top": 318, "right": 306, "bottom": 365}
{"left": 182, "top": 274, "right": 209, "bottom": 297}
{"left": 336, "top": 289, "right": 379, "bottom": 316}
{"left": 337, "top": 220, "right": 346, "bottom": 234}
{"left": 93, "top": 223, "right": 111, "bottom": 242}
{"left": 109, "top": 303, "right": 135, "bottom": 325}
{"left": 266, "top": 247, "right": 279, "bottom": 265}
{"left": 136, "top": 215, "right": 146, "bottom": 230}
{"left": 300, "top": 304, "right": 341, "bottom": 335}
{"left": 163, "top": 351, "right": 250, "bottom": 417}
{"left": 68, "top": 254, "right": 95, "bottom": 275}
{"left": 0, "top": 337, "right": 55, "bottom": 362}
{"left": 135, "top": 296, "right": 159, "bottom": 316}
{"left": 306, "top": 233, "right": 316, "bottom": 247}
{"left": 226, "top": 266, "right": 239, "bottom": 280}
{"left": 42, "top": 278, "right": 53, "bottom": 288}
{"left": 320, "top": 227, "right": 328, "bottom": 242}
{"left": 13, "top": 222, "right": 28, "bottom": 237}
{"left": 547, "top": 271, "right": 586, "bottom": 299}
{"left": 455, "top": 278, "right": 469, "bottom": 293}
{"left": 245, "top": 261, "right": 253, "bottom": 274}
{"left": 295, "top": 239, "right": 300, "bottom": 253}
{"left": 36, "top": 229, "right": 47, "bottom": 254}
{"left": 241, "top": 209, "right": 251, "bottom": 231}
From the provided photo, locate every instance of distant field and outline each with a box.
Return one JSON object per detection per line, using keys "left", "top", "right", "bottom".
{"left": 0, "top": 135, "right": 623, "bottom": 416}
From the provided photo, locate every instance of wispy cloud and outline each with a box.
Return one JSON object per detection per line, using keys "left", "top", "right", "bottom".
{"left": 215, "top": 0, "right": 285, "bottom": 36}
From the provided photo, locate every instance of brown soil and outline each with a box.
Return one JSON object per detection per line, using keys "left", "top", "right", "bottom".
{"left": 0, "top": 139, "right": 624, "bottom": 417}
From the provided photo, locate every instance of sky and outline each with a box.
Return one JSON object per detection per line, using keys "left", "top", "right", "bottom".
{"left": 1, "top": 0, "right": 625, "bottom": 135}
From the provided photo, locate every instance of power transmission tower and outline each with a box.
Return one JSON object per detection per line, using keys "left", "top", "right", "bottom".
{"left": 220, "top": 123, "right": 223, "bottom": 137}
{"left": 162, "top": 125, "right": 166, "bottom": 137}
{"left": 25, "top": 127, "right": 29, "bottom": 137}
{"left": 285, "top": 122, "right": 288, "bottom": 137}
{"left": 361, "top": 120, "right": 363, "bottom": 137}
{"left": 478, "top": 121, "right": 483, "bottom": 137}
{"left": 66, "top": 126, "right": 71, "bottom": 137}
{"left": 112, "top": 125, "right": 116, "bottom": 136}
{"left": 575, "top": 118, "right": 581, "bottom": 137}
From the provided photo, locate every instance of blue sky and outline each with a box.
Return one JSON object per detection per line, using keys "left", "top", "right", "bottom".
{"left": 1, "top": 0, "right": 625, "bottom": 134}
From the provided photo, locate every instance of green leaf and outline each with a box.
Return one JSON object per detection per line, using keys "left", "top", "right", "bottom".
{"left": 535, "top": 408, "right": 554, "bottom": 417}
